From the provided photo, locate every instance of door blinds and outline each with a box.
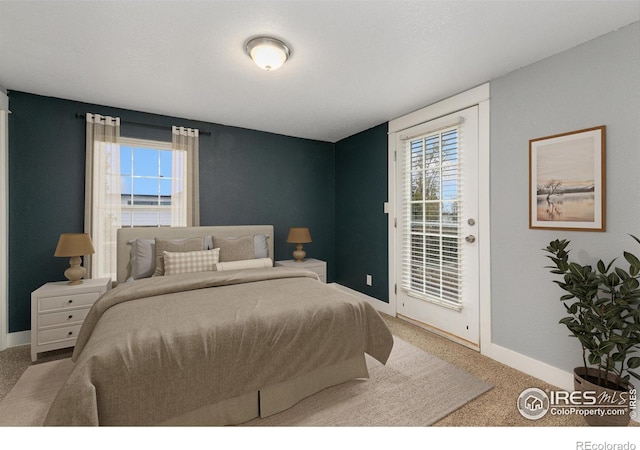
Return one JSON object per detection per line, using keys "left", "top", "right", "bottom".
{"left": 400, "top": 121, "right": 465, "bottom": 311}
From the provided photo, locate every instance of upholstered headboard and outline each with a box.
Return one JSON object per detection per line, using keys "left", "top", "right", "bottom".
{"left": 116, "top": 225, "right": 274, "bottom": 285}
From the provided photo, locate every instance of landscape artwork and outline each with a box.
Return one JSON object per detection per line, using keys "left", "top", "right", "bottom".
{"left": 529, "top": 126, "right": 605, "bottom": 231}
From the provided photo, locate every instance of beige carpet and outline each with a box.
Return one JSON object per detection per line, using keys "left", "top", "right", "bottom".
{"left": 245, "top": 337, "right": 492, "bottom": 426}
{"left": 0, "top": 337, "right": 491, "bottom": 426}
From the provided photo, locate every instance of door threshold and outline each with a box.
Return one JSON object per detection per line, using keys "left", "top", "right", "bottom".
{"left": 397, "top": 313, "right": 480, "bottom": 352}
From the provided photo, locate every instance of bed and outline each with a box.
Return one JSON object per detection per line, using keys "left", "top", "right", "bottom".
{"left": 44, "top": 225, "right": 394, "bottom": 426}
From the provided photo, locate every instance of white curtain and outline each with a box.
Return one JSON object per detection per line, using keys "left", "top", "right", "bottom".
{"left": 84, "top": 113, "right": 121, "bottom": 280}
{"left": 171, "top": 126, "right": 199, "bottom": 226}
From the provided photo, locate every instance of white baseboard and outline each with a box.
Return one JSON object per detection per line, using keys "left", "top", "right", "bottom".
{"left": 7, "top": 330, "right": 29, "bottom": 348}
{"left": 482, "top": 341, "right": 575, "bottom": 391}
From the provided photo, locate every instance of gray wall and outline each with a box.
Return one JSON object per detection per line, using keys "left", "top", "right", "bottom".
{"left": 490, "top": 22, "right": 640, "bottom": 371}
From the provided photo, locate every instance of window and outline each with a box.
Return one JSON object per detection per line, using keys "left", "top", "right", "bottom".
{"left": 119, "top": 137, "right": 176, "bottom": 227}
{"left": 85, "top": 114, "right": 199, "bottom": 280}
{"left": 403, "top": 126, "right": 462, "bottom": 308}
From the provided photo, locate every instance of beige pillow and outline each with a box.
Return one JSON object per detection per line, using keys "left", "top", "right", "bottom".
{"left": 164, "top": 249, "right": 220, "bottom": 276}
{"left": 213, "top": 235, "right": 255, "bottom": 262}
{"left": 153, "top": 236, "right": 205, "bottom": 276}
{"left": 214, "top": 257, "right": 273, "bottom": 272}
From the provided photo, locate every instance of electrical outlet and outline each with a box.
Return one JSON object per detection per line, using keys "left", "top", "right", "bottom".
{"left": 366, "top": 274, "right": 372, "bottom": 286}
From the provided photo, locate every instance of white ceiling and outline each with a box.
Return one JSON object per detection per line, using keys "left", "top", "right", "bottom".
{"left": 0, "top": 1, "right": 638, "bottom": 143}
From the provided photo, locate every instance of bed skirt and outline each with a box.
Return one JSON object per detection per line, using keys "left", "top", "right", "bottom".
{"left": 158, "top": 354, "right": 369, "bottom": 426}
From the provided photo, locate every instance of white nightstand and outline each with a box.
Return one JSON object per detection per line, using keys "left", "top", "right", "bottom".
{"left": 275, "top": 258, "right": 327, "bottom": 283}
{"left": 31, "top": 277, "right": 111, "bottom": 361}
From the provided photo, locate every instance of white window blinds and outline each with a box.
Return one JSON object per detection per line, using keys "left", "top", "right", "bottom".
{"left": 400, "top": 121, "right": 464, "bottom": 311}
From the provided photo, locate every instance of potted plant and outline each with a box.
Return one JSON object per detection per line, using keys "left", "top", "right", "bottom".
{"left": 544, "top": 236, "right": 640, "bottom": 426}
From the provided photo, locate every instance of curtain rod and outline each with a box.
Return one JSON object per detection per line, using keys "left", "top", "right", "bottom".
{"left": 74, "top": 113, "right": 211, "bottom": 136}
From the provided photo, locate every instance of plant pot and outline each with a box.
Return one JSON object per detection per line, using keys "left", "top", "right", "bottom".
{"left": 573, "top": 367, "right": 633, "bottom": 426}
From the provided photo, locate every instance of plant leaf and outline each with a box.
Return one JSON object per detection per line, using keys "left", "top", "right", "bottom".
{"left": 615, "top": 267, "right": 630, "bottom": 281}
{"left": 627, "top": 357, "right": 640, "bottom": 369}
{"left": 569, "top": 263, "right": 584, "bottom": 278}
{"left": 628, "top": 369, "right": 640, "bottom": 381}
{"left": 588, "top": 353, "right": 601, "bottom": 365}
{"left": 599, "top": 342, "right": 616, "bottom": 354}
{"left": 624, "top": 251, "right": 640, "bottom": 268}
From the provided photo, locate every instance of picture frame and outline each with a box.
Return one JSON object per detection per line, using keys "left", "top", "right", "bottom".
{"left": 529, "top": 126, "right": 605, "bottom": 231}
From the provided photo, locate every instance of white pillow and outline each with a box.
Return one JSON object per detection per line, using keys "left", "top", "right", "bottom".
{"left": 163, "top": 249, "right": 220, "bottom": 276}
{"left": 214, "top": 258, "right": 273, "bottom": 272}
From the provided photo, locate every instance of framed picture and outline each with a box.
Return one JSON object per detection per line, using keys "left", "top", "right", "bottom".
{"left": 529, "top": 126, "right": 605, "bottom": 231}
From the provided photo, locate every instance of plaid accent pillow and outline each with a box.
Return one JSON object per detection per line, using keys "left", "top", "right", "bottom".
{"left": 153, "top": 236, "right": 205, "bottom": 276}
{"left": 163, "top": 249, "right": 220, "bottom": 276}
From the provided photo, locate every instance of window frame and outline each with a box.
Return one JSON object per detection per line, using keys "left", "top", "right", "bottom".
{"left": 119, "top": 136, "right": 175, "bottom": 228}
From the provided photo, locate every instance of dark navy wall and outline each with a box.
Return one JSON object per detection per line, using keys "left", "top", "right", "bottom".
{"left": 8, "top": 91, "right": 335, "bottom": 332}
{"left": 200, "top": 125, "right": 335, "bottom": 269}
{"left": 334, "top": 123, "right": 389, "bottom": 302}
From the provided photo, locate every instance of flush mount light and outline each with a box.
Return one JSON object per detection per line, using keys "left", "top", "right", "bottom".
{"left": 245, "top": 36, "right": 291, "bottom": 71}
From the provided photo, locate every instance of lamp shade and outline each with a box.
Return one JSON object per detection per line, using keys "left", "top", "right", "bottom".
{"left": 54, "top": 233, "right": 95, "bottom": 257}
{"left": 286, "top": 227, "right": 312, "bottom": 244}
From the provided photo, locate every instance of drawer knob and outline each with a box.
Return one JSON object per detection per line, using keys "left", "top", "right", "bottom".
{"left": 67, "top": 299, "right": 73, "bottom": 304}
{"left": 68, "top": 331, "right": 73, "bottom": 336}
{"left": 68, "top": 315, "right": 73, "bottom": 320}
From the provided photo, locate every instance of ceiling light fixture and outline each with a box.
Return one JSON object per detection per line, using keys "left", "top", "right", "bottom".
{"left": 245, "top": 36, "right": 291, "bottom": 71}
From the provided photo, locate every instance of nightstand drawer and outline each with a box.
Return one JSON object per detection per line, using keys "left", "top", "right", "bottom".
{"left": 31, "top": 277, "right": 111, "bottom": 362}
{"left": 275, "top": 258, "right": 327, "bottom": 283}
{"left": 38, "top": 291, "right": 100, "bottom": 312}
{"left": 38, "top": 308, "right": 90, "bottom": 328}
{"left": 38, "top": 324, "right": 83, "bottom": 345}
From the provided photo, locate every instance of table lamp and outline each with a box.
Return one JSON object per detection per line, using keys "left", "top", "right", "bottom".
{"left": 54, "top": 233, "right": 95, "bottom": 284}
{"left": 286, "top": 227, "right": 312, "bottom": 262}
